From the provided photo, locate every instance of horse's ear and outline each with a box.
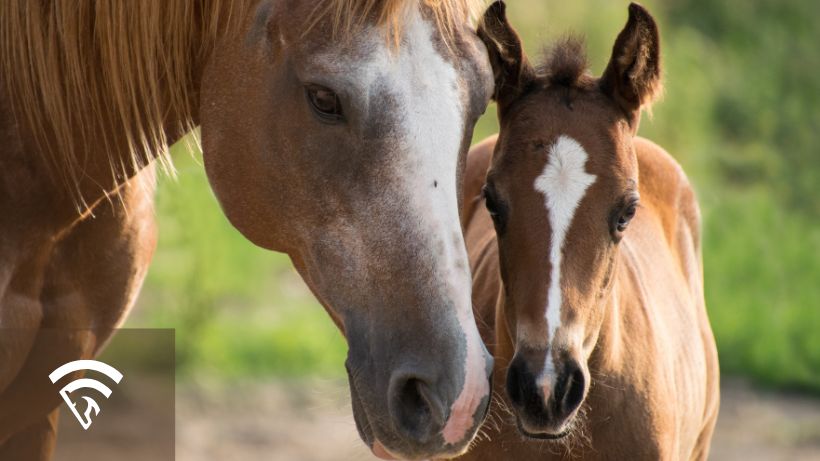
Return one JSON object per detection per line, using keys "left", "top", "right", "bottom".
{"left": 477, "top": 1, "right": 535, "bottom": 111}
{"left": 600, "top": 3, "right": 662, "bottom": 127}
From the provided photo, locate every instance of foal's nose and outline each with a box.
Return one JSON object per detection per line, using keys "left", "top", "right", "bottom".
{"left": 506, "top": 355, "right": 540, "bottom": 410}
{"left": 552, "top": 360, "right": 585, "bottom": 418}
{"left": 388, "top": 373, "right": 447, "bottom": 443}
{"left": 506, "top": 353, "right": 587, "bottom": 435}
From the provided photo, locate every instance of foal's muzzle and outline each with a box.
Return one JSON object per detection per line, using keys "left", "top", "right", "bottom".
{"left": 506, "top": 353, "right": 587, "bottom": 438}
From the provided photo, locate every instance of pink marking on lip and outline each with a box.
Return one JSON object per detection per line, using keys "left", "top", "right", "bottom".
{"left": 372, "top": 440, "right": 397, "bottom": 460}
{"left": 441, "top": 318, "right": 489, "bottom": 445}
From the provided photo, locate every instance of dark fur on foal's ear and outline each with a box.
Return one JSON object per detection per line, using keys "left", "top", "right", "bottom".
{"left": 600, "top": 3, "right": 662, "bottom": 122}
{"left": 477, "top": 1, "right": 535, "bottom": 109}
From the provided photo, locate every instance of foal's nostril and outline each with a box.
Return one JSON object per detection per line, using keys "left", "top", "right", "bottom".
{"left": 506, "top": 359, "right": 525, "bottom": 407}
{"left": 506, "top": 357, "right": 544, "bottom": 412}
{"left": 390, "top": 376, "right": 445, "bottom": 442}
{"left": 554, "top": 363, "right": 586, "bottom": 416}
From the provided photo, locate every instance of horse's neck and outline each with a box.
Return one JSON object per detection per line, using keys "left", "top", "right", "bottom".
{"left": 53, "top": 74, "right": 202, "bottom": 213}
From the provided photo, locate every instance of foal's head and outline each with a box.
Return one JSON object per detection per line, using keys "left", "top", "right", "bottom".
{"left": 200, "top": 0, "right": 494, "bottom": 458}
{"left": 478, "top": 2, "right": 662, "bottom": 438}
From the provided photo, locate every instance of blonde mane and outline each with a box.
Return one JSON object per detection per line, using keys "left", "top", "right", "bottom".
{"left": 0, "top": 0, "right": 482, "bottom": 207}
{"left": 0, "top": 0, "right": 248, "bottom": 206}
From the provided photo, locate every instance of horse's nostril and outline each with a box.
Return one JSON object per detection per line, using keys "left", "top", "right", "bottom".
{"left": 390, "top": 376, "right": 445, "bottom": 442}
{"left": 555, "top": 363, "right": 586, "bottom": 416}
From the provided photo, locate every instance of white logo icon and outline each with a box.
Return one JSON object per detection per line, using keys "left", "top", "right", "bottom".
{"left": 49, "top": 360, "right": 124, "bottom": 430}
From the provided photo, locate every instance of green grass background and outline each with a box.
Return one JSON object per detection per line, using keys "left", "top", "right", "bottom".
{"left": 128, "top": 0, "right": 820, "bottom": 392}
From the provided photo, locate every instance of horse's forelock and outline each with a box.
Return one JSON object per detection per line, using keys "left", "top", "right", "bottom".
{"left": 304, "top": 0, "right": 484, "bottom": 47}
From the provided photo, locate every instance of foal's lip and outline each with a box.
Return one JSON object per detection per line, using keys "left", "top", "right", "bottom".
{"left": 515, "top": 418, "right": 572, "bottom": 440}
{"left": 372, "top": 440, "right": 398, "bottom": 460}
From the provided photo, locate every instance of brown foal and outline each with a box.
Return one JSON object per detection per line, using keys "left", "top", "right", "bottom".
{"left": 457, "top": 3, "right": 719, "bottom": 459}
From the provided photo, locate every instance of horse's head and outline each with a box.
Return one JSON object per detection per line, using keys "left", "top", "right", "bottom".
{"left": 200, "top": 1, "right": 494, "bottom": 458}
{"left": 477, "top": 2, "right": 661, "bottom": 438}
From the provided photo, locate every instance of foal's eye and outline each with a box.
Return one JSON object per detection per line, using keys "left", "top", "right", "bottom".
{"left": 305, "top": 85, "right": 343, "bottom": 122}
{"left": 482, "top": 184, "right": 507, "bottom": 233}
{"left": 612, "top": 201, "right": 638, "bottom": 238}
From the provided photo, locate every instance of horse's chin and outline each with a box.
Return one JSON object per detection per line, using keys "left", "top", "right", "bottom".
{"left": 351, "top": 391, "right": 489, "bottom": 461}
{"left": 348, "top": 368, "right": 493, "bottom": 460}
{"left": 347, "top": 373, "right": 378, "bottom": 449}
{"left": 347, "top": 378, "right": 401, "bottom": 460}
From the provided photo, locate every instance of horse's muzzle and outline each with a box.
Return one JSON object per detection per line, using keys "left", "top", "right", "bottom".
{"left": 347, "top": 353, "right": 493, "bottom": 460}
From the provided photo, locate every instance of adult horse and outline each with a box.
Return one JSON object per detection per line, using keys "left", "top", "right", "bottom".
{"left": 459, "top": 3, "right": 720, "bottom": 459}
{"left": 0, "top": 1, "right": 496, "bottom": 459}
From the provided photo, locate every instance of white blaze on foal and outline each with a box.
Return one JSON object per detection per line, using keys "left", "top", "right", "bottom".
{"left": 533, "top": 136, "right": 596, "bottom": 379}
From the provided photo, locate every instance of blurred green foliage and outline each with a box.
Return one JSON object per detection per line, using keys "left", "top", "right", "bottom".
{"left": 129, "top": 0, "right": 820, "bottom": 391}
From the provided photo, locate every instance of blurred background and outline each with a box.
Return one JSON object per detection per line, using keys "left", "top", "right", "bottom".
{"left": 124, "top": 0, "right": 819, "bottom": 459}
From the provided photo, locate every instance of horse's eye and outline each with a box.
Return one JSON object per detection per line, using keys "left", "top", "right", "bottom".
{"left": 305, "top": 85, "right": 343, "bottom": 122}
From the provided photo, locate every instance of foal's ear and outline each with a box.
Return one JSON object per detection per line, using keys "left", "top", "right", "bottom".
{"left": 600, "top": 3, "right": 662, "bottom": 127}
{"left": 477, "top": 1, "right": 535, "bottom": 110}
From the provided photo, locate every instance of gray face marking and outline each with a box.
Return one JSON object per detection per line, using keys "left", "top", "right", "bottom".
{"left": 303, "top": 6, "right": 490, "bottom": 448}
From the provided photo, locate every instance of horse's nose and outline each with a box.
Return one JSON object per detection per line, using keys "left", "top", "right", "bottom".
{"left": 552, "top": 360, "right": 586, "bottom": 418}
{"left": 388, "top": 373, "right": 447, "bottom": 443}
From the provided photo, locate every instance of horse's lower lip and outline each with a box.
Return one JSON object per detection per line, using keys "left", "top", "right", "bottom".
{"left": 371, "top": 440, "right": 397, "bottom": 460}
{"left": 357, "top": 375, "right": 493, "bottom": 460}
